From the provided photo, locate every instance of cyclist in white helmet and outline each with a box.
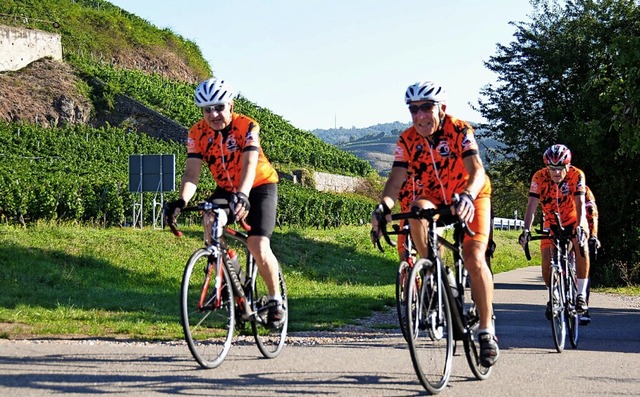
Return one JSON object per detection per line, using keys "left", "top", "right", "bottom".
{"left": 372, "top": 80, "right": 499, "bottom": 367}
{"left": 165, "top": 78, "right": 284, "bottom": 329}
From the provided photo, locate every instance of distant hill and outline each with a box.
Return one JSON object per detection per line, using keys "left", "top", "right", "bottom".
{"left": 312, "top": 122, "right": 503, "bottom": 175}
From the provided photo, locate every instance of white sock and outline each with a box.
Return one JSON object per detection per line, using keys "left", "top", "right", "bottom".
{"left": 477, "top": 327, "right": 495, "bottom": 336}
{"left": 577, "top": 278, "right": 588, "bottom": 296}
{"left": 268, "top": 294, "right": 282, "bottom": 303}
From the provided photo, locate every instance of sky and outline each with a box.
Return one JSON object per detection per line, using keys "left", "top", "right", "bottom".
{"left": 107, "top": 0, "right": 534, "bottom": 130}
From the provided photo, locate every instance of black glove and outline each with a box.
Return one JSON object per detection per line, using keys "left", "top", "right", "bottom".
{"left": 518, "top": 229, "right": 531, "bottom": 246}
{"left": 164, "top": 199, "right": 185, "bottom": 225}
{"left": 372, "top": 202, "right": 391, "bottom": 221}
{"left": 456, "top": 192, "right": 475, "bottom": 221}
{"left": 232, "top": 192, "right": 250, "bottom": 212}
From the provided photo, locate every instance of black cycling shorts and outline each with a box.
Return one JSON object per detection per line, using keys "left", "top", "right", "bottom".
{"left": 210, "top": 183, "right": 278, "bottom": 238}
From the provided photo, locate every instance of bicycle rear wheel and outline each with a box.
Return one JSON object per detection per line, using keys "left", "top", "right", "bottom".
{"left": 463, "top": 302, "right": 493, "bottom": 380}
{"left": 407, "top": 259, "right": 453, "bottom": 394}
{"left": 396, "top": 261, "right": 411, "bottom": 342}
{"left": 180, "top": 249, "right": 235, "bottom": 369}
{"left": 549, "top": 267, "right": 566, "bottom": 352}
{"left": 566, "top": 263, "right": 579, "bottom": 349}
{"left": 251, "top": 265, "right": 288, "bottom": 358}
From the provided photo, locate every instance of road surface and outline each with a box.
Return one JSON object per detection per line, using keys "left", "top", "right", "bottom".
{"left": 1, "top": 266, "right": 639, "bottom": 396}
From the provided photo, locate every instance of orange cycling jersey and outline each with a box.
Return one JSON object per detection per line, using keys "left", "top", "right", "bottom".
{"left": 392, "top": 115, "right": 491, "bottom": 205}
{"left": 187, "top": 113, "right": 279, "bottom": 192}
{"left": 529, "top": 165, "right": 586, "bottom": 229}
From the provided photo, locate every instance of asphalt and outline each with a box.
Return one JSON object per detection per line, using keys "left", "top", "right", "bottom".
{"left": 1, "top": 266, "right": 639, "bottom": 396}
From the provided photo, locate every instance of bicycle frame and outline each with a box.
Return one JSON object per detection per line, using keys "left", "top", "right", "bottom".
{"left": 171, "top": 199, "right": 288, "bottom": 368}
{"left": 525, "top": 212, "right": 581, "bottom": 352}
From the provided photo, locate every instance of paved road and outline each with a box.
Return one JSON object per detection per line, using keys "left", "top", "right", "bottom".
{"left": 1, "top": 266, "right": 639, "bottom": 396}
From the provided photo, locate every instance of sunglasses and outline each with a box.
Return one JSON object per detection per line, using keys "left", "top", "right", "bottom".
{"left": 408, "top": 102, "right": 438, "bottom": 115}
{"left": 547, "top": 165, "right": 567, "bottom": 171}
{"left": 202, "top": 104, "right": 227, "bottom": 114}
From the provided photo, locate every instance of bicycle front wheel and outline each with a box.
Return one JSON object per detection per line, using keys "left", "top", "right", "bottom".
{"left": 566, "top": 264, "right": 579, "bottom": 349}
{"left": 251, "top": 265, "right": 288, "bottom": 358}
{"left": 396, "top": 261, "right": 411, "bottom": 343}
{"left": 180, "top": 249, "right": 235, "bottom": 369}
{"left": 407, "top": 259, "right": 453, "bottom": 394}
{"left": 549, "top": 267, "right": 566, "bottom": 353}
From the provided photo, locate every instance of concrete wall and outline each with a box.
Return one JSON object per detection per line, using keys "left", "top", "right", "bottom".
{"left": 313, "top": 171, "right": 361, "bottom": 193}
{"left": 0, "top": 25, "right": 62, "bottom": 71}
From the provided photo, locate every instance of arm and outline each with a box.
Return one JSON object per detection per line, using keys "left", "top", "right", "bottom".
{"left": 380, "top": 166, "right": 408, "bottom": 210}
{"left": 523, "top": 196, "right": 539, "bottom": 232}
{"left": 519, "top": 195, "right": 539, "bottom": 248}
{"left": 574, "top": 193, "right": 589, "bottom": 238}
{"left": 461, "top": 154, "right": 486, "bottom": 200}
{"left": 178, "top": 157, "right": 202, "bottom": 205}
{"left": 455, "top": 154, "right": 486, "bottom": 223}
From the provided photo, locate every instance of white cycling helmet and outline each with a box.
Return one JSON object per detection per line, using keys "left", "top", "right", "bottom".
{"left": 405, "top": 81, "right": 446, "bottom": 104}
{"left": 194, "top": 78, "right": 235, "bottom": 107}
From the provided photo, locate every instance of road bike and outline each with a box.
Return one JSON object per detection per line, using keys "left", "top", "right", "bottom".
{"left": 523, "top": 212, "right": 583, "bottom": 353}
{"left": 374, "top": 196, "right": 493, "bottom": 394}
{"left": 167, "top": 199, "right": 288, "bottom": 368}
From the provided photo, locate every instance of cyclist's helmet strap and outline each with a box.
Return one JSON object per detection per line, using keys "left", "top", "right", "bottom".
{"left": 543, "top": 144, "right": 572, "bottom": 166}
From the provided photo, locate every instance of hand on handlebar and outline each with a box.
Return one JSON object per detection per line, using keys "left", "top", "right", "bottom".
{"left": 453, "top": 193, "right": 475, "bottom": 224}
{"left": 518, "top": 229, "right": 531, "bottom": 248}
{"left": 370, "top": 203, "right": 391, "bottom": 250}
{"left": 164, "top": 199, "right": 186, "bottom": 236}
{"left": 231, "top": 192, "right": 250, "bottom": 222}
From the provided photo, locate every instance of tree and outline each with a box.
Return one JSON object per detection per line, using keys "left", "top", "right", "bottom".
{"left": 478, "top": 0, "right": 640, "bottom": 285}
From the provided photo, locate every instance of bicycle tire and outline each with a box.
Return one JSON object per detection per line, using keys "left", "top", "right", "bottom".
{"left": 463, "top": 300, "right": 493, "bottom": 379}
{"left": 566, "top": 259, "right": 579, "bottom": 349}
{"left": 396, "top": 261, "right": 411, "bottom": 343}
{"left": 407, "top": 259, "right": 453, "bottom": 394}
{"left": 180, "top": 248, "right": 235, "bottom": 369}
{"left": 549, "top": 267, "right": 566, "bottom": 352}
{"left": 251, "top": 265, "right": 288, "bottom": 358}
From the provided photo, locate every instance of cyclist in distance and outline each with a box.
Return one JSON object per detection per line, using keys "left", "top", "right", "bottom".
{"left": 371, "top": 80, "right": 499, "bottom": 367}
{"left": 581, "top": 185, "right": 600, "bottom": 325}
{"left": 518, "top": 144, "right": 591, "bottom": 321}
{"left": 164, "top": 78, "right": 284, "bottom": 329}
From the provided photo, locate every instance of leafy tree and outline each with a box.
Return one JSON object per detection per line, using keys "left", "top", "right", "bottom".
{"left": 478, "top": 0, "right": 640, "bottom": 285}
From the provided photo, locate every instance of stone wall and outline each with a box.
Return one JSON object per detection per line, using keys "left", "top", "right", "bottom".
{"left": 93, "top": 91, "right": 188, "bottom": 143}
{"left": 312, "top": 171, "right": 361, "bottom": 193}
{"left": 0, "top": 25, "right": 62, "bottom": 71}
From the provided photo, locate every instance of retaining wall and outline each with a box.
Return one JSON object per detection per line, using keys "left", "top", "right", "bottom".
{"left": 0, "top": 25, "right": 62, "bottom": 71}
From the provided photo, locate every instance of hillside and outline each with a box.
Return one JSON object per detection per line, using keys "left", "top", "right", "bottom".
{"left": 313, "top": 123, "right": 504, "bottom": 175}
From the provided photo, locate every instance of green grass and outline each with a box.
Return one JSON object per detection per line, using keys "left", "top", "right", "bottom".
{"left": 0, "top": 223, "right": 541, "bottom": 340}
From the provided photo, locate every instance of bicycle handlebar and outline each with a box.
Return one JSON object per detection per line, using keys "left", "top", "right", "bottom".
{"left": 373, "top": 194, "right": 475, "bottom": 253}
{"left": 166, "top": 199, "right": 251, "bottom": 237}
{"left": 523, "top": 211, "right": 585, "bottom": 260}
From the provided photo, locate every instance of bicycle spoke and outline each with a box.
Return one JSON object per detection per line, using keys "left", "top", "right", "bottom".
{"left": 407, "top": 259, "right": 453, "bottom": 394}
{"left": 180, "top": 249, "right": 235, "bottom": 369}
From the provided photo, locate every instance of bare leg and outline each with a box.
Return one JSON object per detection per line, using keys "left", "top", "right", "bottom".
{"left": 247, "top": 235, "right": 280, "bottom": 297}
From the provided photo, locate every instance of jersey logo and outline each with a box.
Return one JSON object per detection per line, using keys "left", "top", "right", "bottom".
{"left": 530, "top": 181, "right": 538, "bottom": 192}
{"left": 227, "top": 136, "right": 239, "bottom": 152}
{"left": 462, "top": 135, "right": 475, "bottom": 150}
{"left": 560, "top": 182, "right": 570, "bottom": 196}
{"left": 436, "top": 141, "right": 450, "bottom": 157}
{"left": 187, "top": 138, "right": 196, "bottom": 151}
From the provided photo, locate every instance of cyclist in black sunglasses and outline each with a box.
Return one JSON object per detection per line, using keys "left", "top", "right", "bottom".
{"left": 371, "top": 80, "right": 499, "bottom": 367}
